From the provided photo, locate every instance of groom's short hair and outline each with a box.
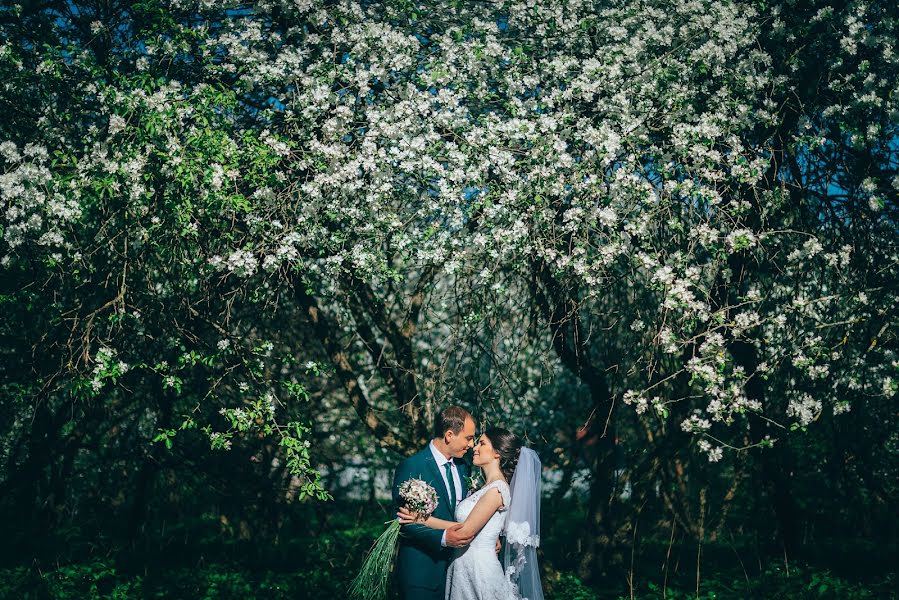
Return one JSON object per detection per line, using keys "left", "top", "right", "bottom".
{"left": 434, "top": 405, "right": 472, "bottom": 438}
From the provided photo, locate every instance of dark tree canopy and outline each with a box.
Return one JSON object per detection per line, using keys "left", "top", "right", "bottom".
{"left": 1, "top": 0, "right": 897, "bottom": 594}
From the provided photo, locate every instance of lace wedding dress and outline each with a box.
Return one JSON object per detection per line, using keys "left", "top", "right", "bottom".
{"left": 445, "top": 480, "right": 517, "bottom": 600}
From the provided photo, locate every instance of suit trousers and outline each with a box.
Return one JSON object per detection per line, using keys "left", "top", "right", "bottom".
{"left": 399, "top": 581, "right": 445, "bottom": 600}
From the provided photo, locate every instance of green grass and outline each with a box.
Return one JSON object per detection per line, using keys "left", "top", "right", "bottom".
{"left": 0, "top": 560, "right": 894, "bottom": 600}
{"left": 1, "top": 500, "right": 894, "bottom": 599}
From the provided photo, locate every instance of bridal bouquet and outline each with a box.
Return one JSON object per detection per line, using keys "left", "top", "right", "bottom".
{"left": 349, "top": 478, "right": 439, "bottom": 600}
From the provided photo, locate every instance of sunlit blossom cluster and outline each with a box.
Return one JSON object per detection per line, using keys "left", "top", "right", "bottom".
{"left": 1, "top": 0, "right": 895, "bottom": 470}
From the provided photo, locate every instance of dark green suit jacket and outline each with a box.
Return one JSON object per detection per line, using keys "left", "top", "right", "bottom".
{"left": 393, "top": 444, "right": 470, "bottom": 599}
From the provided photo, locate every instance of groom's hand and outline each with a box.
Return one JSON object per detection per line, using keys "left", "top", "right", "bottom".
{"left": 495, "top": 539, "right": 501, "bottom": 555}
{"left": 445, "top": 524, "right": 473, "bottom": 548}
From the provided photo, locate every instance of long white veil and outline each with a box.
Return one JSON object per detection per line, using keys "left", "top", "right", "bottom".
{"left": 502, "top": 447, "right": 543, "bottom": 600}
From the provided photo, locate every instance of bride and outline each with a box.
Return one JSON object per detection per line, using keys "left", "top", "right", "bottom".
{"left": 398, "top": 427, "right": 543, "bottom": 600}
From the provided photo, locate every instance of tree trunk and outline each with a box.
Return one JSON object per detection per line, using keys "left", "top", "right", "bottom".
{"left": 733, "top": 339, "right": 801, "bottom": 556}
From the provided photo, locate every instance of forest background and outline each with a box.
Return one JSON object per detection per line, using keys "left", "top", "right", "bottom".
{"left": 0, "top": 0, "right": 897, "bottom": 598}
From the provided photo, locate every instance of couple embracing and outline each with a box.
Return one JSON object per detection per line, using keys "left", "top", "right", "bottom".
{"left": 392, "top": 406, "right": 543, "bottom": 600}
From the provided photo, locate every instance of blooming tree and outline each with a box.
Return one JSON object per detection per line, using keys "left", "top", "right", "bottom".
{"left": 1, "top": 0, "right": 897, "bottom": 568}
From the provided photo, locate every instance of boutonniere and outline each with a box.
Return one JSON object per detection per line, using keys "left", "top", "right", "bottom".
{"left": 464, "top": 470, "right": 483, "bottom": 496}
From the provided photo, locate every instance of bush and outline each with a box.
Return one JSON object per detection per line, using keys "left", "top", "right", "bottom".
{"left": 615, "top": 563, "right": 896, "bottom": 600}
{"left": 0, "top": 561, "right": 893, "bottom": 600}
{"left": 0, "top": 562, "right": 141, "bottom": 600}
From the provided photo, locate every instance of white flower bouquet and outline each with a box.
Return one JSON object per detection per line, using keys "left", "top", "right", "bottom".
{"left": 349, "top": 478, "right": 439, "bottom": 600}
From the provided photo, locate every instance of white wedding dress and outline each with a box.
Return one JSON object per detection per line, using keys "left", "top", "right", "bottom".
{"left": 445, "top": 480, "right": 517, "bottom": 600}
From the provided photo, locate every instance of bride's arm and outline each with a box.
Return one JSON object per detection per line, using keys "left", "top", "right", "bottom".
{"left": 399, "top": 487, "right": 504, "bottom": 536}
{"left": 454, "top": 487, "right": 504, "bottom": 538}
{"left": 397, "top": 508, "right": 455, "bottom": 529}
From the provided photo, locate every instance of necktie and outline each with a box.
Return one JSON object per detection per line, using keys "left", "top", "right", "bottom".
{"left": 443, "top": 461, "right": 457, "bottom": 507}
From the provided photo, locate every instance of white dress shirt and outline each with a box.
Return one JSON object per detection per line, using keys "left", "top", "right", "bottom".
{"left": 429, "top": 440, "right": 463, "bottom": 547}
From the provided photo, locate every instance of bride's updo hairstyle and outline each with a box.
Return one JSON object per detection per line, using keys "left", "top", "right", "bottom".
{"left": 484, "top": 427, "right": 522, "bottom": 481}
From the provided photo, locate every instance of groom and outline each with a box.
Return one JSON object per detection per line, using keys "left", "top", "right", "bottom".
{"left": 393, "top": 405, "right": 476, "bottom": 600}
